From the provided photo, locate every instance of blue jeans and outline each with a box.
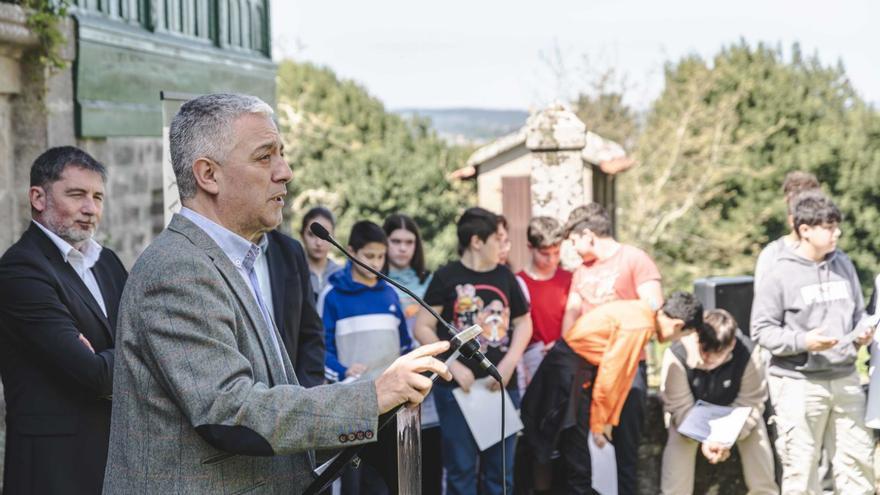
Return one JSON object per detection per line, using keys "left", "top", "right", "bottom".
{"left": 433, "top": 383, "right": 520, "bottom": 495}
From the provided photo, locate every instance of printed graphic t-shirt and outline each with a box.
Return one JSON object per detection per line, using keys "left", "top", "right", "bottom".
{"left": 571, "top": 243, "right": 661, "bottom": 315}
{"left": 424, "top": 261, "right": 530, "bottom": 388}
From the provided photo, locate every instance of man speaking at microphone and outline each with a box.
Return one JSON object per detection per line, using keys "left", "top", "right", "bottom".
{"left": 103, "top": 93, "right": 451, "bottom": 494}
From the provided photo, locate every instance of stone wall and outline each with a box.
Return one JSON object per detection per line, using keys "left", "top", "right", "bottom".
{"left": 77, "top": 137, "right": 165, "bottom": 267}
{"left": 0, "top": 9, "right": 164, "bottom": 491}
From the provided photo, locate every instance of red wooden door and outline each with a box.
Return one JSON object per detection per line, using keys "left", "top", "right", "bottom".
{"left": 501, "top": 176, "right": 531, "bottom": 273}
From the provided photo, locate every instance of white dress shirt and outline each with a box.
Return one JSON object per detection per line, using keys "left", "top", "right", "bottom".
{"left": 33, "top": 220, "right": 107, "bottom": 316}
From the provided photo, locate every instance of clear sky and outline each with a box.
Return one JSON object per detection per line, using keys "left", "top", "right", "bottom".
{"left": 270, "top": 0, "right": 878, "bottom": 111}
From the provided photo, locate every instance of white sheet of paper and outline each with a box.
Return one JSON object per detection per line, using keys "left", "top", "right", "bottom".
{"left": 836, "top": 330, "right": 862, "bottom": 346}
{"left": 588, "top": 434, "right": 618, "bottom": 495}
{"left": 865, "top": 333, "right": 880, "bottom": 428}
{"left": 677, "top": 400, "right": 751, "bottom": 447}
{"left": 452, "top": 377, "right": 523, "bottom": 451}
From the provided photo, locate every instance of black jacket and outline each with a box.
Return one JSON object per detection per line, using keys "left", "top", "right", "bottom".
{"left": 0, "top": 222, "right": 127, "bottom": 494}
{"left": 265, "top": 230, "right": 326, "bottom": 388}
{"left": 520, "top": 339, "right": 596, "bottom": 464}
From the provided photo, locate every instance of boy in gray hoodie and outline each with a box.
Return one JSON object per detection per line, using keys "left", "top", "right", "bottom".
{"left": 752, "top": 191, "right": 876, "bottom": 494}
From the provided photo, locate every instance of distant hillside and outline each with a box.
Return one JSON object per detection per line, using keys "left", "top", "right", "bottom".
{"left": 394, "top": 108, "right": 529, "bottom": 144}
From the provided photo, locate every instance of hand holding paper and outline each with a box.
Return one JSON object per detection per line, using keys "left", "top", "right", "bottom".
{"left": 678, "top": 400, "right": 752, "bottom": 447}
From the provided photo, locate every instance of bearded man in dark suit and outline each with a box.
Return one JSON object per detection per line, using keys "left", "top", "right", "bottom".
{"left": 0, "top": 146, "right": 128, "bottom": 494}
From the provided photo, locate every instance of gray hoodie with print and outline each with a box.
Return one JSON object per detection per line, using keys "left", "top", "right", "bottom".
{"left": 751, "top": 245, "right": 867, "bottom": 380}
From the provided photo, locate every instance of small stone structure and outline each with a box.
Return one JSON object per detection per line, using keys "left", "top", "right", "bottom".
{"left": 456, "top": 103, "right": 634, "bottom": 271}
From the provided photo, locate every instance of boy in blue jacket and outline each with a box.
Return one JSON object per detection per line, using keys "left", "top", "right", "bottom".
{"left": 319, "top": 220, "right": 414, "bottom": 494}
{"left": 320, "top": 220, "right": 413, "bottom": 383}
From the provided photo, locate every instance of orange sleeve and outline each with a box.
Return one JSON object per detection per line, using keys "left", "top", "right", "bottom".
{"left": 589, "top": 324, "right": 652, "bottom": 434}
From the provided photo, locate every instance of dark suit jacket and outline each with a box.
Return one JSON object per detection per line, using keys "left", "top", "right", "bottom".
{"left": 0, "top": 222, "right": 127, "bottom": 494}
{"left": 265, "top": 230, "right": 326, "bottom": 387}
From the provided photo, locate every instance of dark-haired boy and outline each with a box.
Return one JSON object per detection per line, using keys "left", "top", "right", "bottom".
{"left": 753, "top": 170, "right": 821, "bottom": 285}
{"left": 660, "top": 309, "right": 777, "bottom": 494}
{"left": 752, "top": 192, "right": 875, "bottom": 493}
{"left": 319, "top": 220, "right": 413, "bottom": 494}
{"left": 516, "top": 216, "right": 572, "bottom": 388}
{"left": 561, "top": 202, "right": 662, "bottom": 493}
{"left": 320, "top": 220, "right": 412, "bottom": 383}
{"left": 414, "top": 207, "right": 532, "bottom": 495}
{"left": 521, "top": 291, "right": 703, "bottom": 494}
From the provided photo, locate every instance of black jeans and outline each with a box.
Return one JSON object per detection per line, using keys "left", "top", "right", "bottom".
{"left": 612, "top": 361, "right": 647, "bottom": 495}
{"left": 557, "top": 378, "right": 599, "bottom": 495}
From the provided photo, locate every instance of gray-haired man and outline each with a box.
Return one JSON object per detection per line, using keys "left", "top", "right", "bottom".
{"left": 103, "top": 93, "right": 451, "bottom": 493}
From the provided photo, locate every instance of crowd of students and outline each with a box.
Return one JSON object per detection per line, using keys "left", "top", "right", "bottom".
{"left": 302, "top": 168, "right": 878, "bottom": 495}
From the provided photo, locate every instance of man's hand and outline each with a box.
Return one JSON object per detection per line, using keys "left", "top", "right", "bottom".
{"left": 805, "top": 328, "right": 837, "bottom": 352}
{"left": 78, "top": 334, "right": 95, "bottom": 353}
{"left": 592, "top": 424, "right": 613, "bottom": 448}
{"left": 374, "top": 341, "right": 452, "bottom": 414}
{"left": 701, "top": 442, "right": 731, "bottom": 464}
{"left": 449, "top": 360, "right": 476, "bottom": 393}
{"left": 488, "top": 357, "right": 516, "bottom": 392}
{"left": 345, "top": 363, "right": 367, "bottom": 378}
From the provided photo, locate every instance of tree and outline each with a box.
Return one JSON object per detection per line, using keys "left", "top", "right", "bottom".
{"left": 572, "top": 68, "right": 640, "bottom": 151}
{"left": 276, "top": 61, "right": 475, "bottom": 268}
{"left": 619, "top": 41, "right": 880, "bottom": 291}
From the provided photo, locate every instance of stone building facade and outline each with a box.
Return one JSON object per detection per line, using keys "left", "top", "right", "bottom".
{"left": 0, "top": 0, "right": 275, "bottom": 265}
{"left": 0, "top": 1, "right": 275, "bottom": 487}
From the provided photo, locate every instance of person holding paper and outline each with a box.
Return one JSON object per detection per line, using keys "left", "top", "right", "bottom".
{"left": 751, "top": 192, "right": 875, "bottom": 494}
{"left": 414, "top": 207, "right": 532, "bottom": 495}
{"left": 520, "top": 291, "right": 703, "bottom": 494}
{"left": 660, "top": 309, "right": 778, "bottom": 494}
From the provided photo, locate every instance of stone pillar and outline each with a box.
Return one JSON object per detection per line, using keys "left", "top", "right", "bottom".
{"left": 525, "top": 103, "right": 588, "bottom": 223}
{"left": 11, "top": 13, "right": 76, "bottom": 240}
{"left": 0, "top": 4, "right": 37, "bottom": 252}
{"left": 0, "top": 5, "right": 41, "bottom": 488}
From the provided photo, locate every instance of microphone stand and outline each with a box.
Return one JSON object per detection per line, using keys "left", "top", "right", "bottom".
{"left": 303, "top": 224, "right": 501, "bottom": 495}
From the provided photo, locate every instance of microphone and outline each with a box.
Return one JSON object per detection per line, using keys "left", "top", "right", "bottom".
{"left": 309, "top": 221, "right": 502, "bottom": 382}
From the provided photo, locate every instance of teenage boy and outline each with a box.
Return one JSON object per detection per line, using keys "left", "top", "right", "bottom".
{"left": 516, "top": 216, "right": 572, "bottom": 387}
{"left": 561, "top": 202, "right": 662, "bottom": 494}
{"left": 319, "top": 220, "right": 413, "bottom": 494}
{"left": 752, "top": 192, "right": 876, "bottom": 494}
{"left": 521, "top": 291, "right": 704, "bottom": 494}
{"left": 320, "top": 220, "right": 412, "bottom": 383}
{"left": 753, "top": 170, "right": 821, "bottom": 285}
{"left": 414, "top": 207, "right": 532, "bottom": 495}
{"left": 660, "top": 309, "right": 777, "bottom": 495}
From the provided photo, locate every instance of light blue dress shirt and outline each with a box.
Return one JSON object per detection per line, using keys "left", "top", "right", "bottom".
{"left": 179, "top": 208, "right": 287, "bottom": 378}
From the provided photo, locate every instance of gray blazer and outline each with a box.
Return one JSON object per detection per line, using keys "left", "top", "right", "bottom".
{"left": 103, "top": 214, "right": 379, "bottom": 494}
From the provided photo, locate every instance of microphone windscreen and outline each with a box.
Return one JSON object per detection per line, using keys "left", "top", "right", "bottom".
{"left": 309, "top": 221, "right": 331, "bottom": 241}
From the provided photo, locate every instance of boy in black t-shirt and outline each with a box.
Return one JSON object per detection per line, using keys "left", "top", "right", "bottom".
{"left": 415, "top": 207, "right": 532, "bottom": 495}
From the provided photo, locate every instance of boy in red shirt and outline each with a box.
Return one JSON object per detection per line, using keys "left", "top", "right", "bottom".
{"left": 516, "top": 216, "right": 572, "bottom": 390}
